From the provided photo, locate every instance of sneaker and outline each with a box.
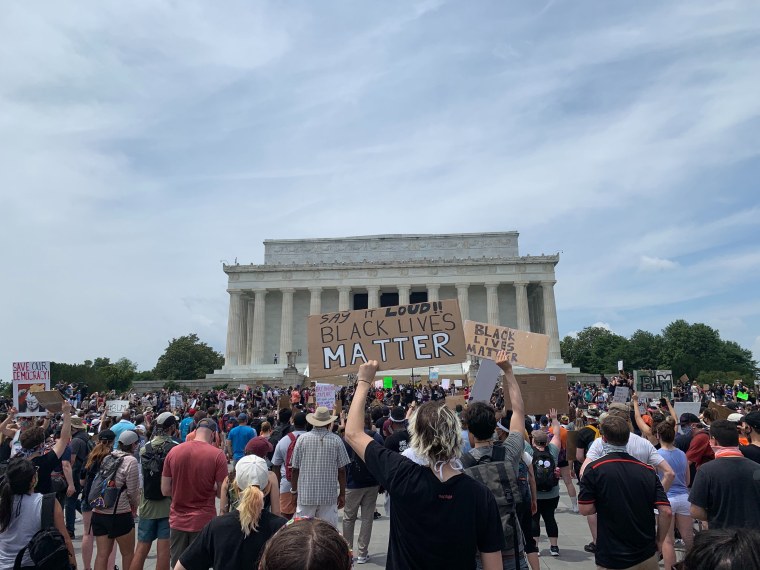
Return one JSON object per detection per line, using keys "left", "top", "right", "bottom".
{"left": 572, "top": 503, "right": 579, "bottom": 513}
{"left": 373, "top": 511, "right": 381, "bottom": 519}
{"left": 356, "top": 556, "right": 369, "bottom": 564}
{"left": 550, "top": 546, "right": 560, "bottom": 557}
{"left": 584, "top": 542, "right": 596, "bottom": 553}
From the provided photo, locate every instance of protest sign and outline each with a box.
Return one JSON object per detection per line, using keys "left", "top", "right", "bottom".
{"left": 12, "top": 361, "right": 51, "bottom": 417}
{"left": 703, "top": 384, "right": 710, "bottom": 390}
{"left": 674, "top": 402, "right": 701, "bottom": 433}
{"left": 708, "top": 401, "right": 732, "bottom": 421}
{"left": 737, "top": 391, "right": 749, "bottom": 401}
{"left": 374, "top": 380, "right": 383, "bottom": 389}
{"left": 278, "top": 394, "right": 290, "bottom": 410}
{"left": 634, "top": 370, "right": 673, "bottom": 398}
{"left": 441, "top": 378, "right": 451, "bottom": 390}
{"left": 315, "top": 383, "right": 336, "bottom": 410}
{"left": 224, "top": 399, "right": 236, "bottom": 412}
{"left": 454, "top": 379, "right": 463, "bottom": 387}
{"left": 445, "top": 395, "right": 466, "bottom": 411}
{"left": 612, "top": 387, "right": 630, "bottom": 404}
{"left": 33, "top": 390, "right": 65, "bottom": 413}
{"left": 169, "top": 394, "right": 183, "bottom": 409}
{"left": 503, "top": 374, "right": 569, "bottom": 415}
{"left": 733, "top": 379, "right": 743, "bottom": 386}
{"left": 470, "top": 359, "right": 501, "bottom": 403}
{"left": 383, "top": 377, "right": 393, "bottom": 389}
{"left": 617, "top": 360, "right": 624, "bottom": 371}
{"left": 190, "top": 399, "right": 197, "bottom": 409}
{"left": 680, "top": 374, "right": 689, "bottom": 383}
{"left": 239, "top": 384, "right": 249, "bottom": 391}
{"left": 429, "top": 368, "right": 439, "bottom": 381}
{"left": 463, "top": 320, "right": 549, "bottom": 370}
{"left": 106, "top": 400, "right": 130, "bottom": 417}
{"left": 307, "top": 300, "right": 466, "bottom": 379}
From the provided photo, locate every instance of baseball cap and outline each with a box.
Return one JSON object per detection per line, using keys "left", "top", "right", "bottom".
{"left": 727, "top": 413, "right": 744, "bottom": 423}
{"left": 235, "top": 455, "right": 269, "bottom": 490}
{"left": 531, "top": 430, "right": 548, "bottom": 445}
{"left": 390, "top": 407, "right": 406, "bottom": 422}
{"left": 679, "top": 413, "right": 701, "bottom": 426}
{"left": 744, "top": 411, "right": 760, "bottom": 430}
{"left": 237, "top": 413, "right": 248, "bottom": 422}
{"left": 156, "top": 412, "right": 177, "bottom": 427}
{"left": 197, "top": 418, "right": 218, "bottom": 432}
{"left": 98, "top": 429, "right": 116, "bottom": 442}
{"left": 119, "top": 430, "right": 139, "bottom": 446}
{"left": 244, "top": 436, "right": 273, "bottom": 458}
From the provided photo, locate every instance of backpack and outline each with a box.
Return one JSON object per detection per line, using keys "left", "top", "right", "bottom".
{"left": 87, "top": 454, "right": 126, "bottom": 510}
{"left": 284, "top": 433, "right": 300, "bottom": 482}
{"left": 532, "top": 447, "right": 559, "bottom": 492}
{"left": 462, "top": 445, "right": 522, "bottom": 570}
{"left": 13, "top": 493, "right": 70, "bottom": 570}
{"left": 347, "top": 433, "right": 377, "bottom": 487}
{"left": 141, "top": 440, "right": 177, "bottom": 501}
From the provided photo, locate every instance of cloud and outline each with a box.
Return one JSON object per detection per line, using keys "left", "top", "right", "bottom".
{"left": 639, "top": 256, "right": 679, "bottom": 272}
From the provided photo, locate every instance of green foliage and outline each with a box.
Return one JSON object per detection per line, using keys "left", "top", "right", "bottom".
{"left": 153, "top": 334, "right": 224, "bottom": 381}
{"left": 51, "top": 357, "right": 143, "bottom": 393}
{"left": 213, "top": 383, "right": 229, "bottom": 391}
{"left": 561, "top": 320, "right": 758, "bottom": 379}
{"left": 0, "top": 380, "right": 11, "bottom": 398}
{"left": 697, "top": 371, "right": 747, "bottom": 385}
{"left": 163, "top": 380, "right": 183, "bottom": 392}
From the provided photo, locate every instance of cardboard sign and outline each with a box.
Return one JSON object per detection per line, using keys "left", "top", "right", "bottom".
{"left": 383, "top": 377, "right": 393, "bottom": 389}
{"left": 463, "top": 320, "right": 549, "bottom": 370}
{"left": 12, "top": 361, "right": 51, "bottom": 417}
{"left": 33, "top": 390, "right": 65, "bottom": 413}
{"left": 502, "top": 374, "right": 569, "bottom": 415}
{"left": 278, "top": 394, "right": 290, "bottom": 410}
{"left": 733, "top": 379, "right": 743, "bottom": 386}
{"left": 674, "top": 402, "right": 701, "bottom": 433}
{"left": 612, "top": 387, "right": 630, "bottom": 404}
{"left": 634, "top": 370, "right": 673, "bottom": 397}
{"left": 307, "top": 300, "right": 465, "bottom": 378}
{"left": 470, "top": 359, "right": 501, "bottom": 403}
{"left": 680, "top": 374, "right": 689, "bottom": 383}
{"left": 708, "top": 401, "right": 732, "bottom": 421}
{"left": 617, "top": 360, "right": 624, "bottom": 372}
{"left": 315, "top": 383, "right": 336, "bottom": 410}
{"left": 703, "top": 384, "right": 710, "bottom": 390}
{"left": 106, "top": 400, "right": 130, "bottom": 417}
{"left": 445, "top": 395, "right": 466, "bottom": 411}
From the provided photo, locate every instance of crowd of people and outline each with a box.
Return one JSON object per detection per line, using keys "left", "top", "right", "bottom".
{"left": 0, "top": 365, "right": 758, "bottom": 569}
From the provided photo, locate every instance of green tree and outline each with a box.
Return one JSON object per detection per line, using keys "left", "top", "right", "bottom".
{"left": 153, "top": 334, "right": 224, "bottom": 380}
{"left": 626, "top": 330, "right": 665, "bottom": 370}
{"left": 560, "top": 326, "right": 629, "bottom": 374}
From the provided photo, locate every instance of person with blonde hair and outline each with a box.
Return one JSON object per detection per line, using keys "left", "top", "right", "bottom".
{"left": 345, "top": 358, "right": 506, "bottom": 570}
{"left": 174, "top": 455, "right": 286, "bottom": 570}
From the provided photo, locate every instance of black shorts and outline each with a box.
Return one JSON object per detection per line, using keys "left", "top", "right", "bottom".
{"left": 557, "top": 459, "right": 569, "bottom": 468}
{"left": 91, "top": 512, "right": 134, "bottom": 538}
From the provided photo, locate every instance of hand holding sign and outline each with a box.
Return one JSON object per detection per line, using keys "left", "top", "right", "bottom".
{"left": 494, "top": 349, "right": 513, "bottom": 373}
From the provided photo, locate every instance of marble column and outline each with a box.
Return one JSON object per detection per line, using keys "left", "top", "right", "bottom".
{"left": 514, "top": 281, "right": 530, "bottom": 332}
{"left": 485, "top": 283, "right": 500, "bottom": 325}
{"left": 245, "top": 298, "right": 255, "bottom": 364}
{"left": 338, "top": 286, "right": 351, "bottom": 311}
{"left": 225, "top": 290, "right": 243, "bottom": 366}
{"left": 279, "top": 288, "right": 295, "bottom": 360}
{"left": 367, "top": 285, "right": 380, "bottom": 309}
{"left": 541, "top": 280, "right": 562, "bottom": 360}
{"left": 455, "top": 283, "right": 470, "bottom": 322}
{"left": 427, "top": 284, "right": 440, "bottom": 302}
{"left": 309, "top": 287, "right": 322, "bottom": 315}
{"left": 397, "top": 285, "right": 410, "bottom": 305}
{"left": 251, "top": 289, "right": 267, "bottom": 365}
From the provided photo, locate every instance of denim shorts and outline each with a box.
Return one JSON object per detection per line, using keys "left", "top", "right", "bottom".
{"left": 138, "top": 517, "right": 170, "bottom": 542}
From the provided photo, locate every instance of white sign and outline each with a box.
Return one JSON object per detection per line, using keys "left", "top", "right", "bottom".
{"left": 12, "top": 361, "right": 51, "bottom": 417}
{"left": 617, "top": 360, "right": 624, "bottom": 371}
{"left": 190, "top": 399, "right": 197, "bottom": 409}
{"left": 169, "top": 394, "right": 183, "bottom": 409}
{"left": 441, "top": 378, "right": 451, "bottom": 390}
{"left": 374, "top": 380, "right": 383, "bottom": 389}
{"left": 106, "top": 400, "right": 130, "bottom": 417}
{"left": 224, "top": 399, "right": 236, "bottom": 413}
{"left": 471, "top": 359, "right": 501, "bottom": 403}
{"left": 315, "top": 383, "right": 336, "bottom": 410}
{"left": 612, "top": 387, "right": 630, "bottom": 404}
{"left": 429, "top": 368, "right": 439, "bottom": 381}
{"left": 454, "top": 379, "right": 463, "bottom": 387}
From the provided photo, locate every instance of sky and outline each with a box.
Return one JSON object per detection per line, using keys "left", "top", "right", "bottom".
{"left": 1, "top": 0, "right": 759, "bottom": 378}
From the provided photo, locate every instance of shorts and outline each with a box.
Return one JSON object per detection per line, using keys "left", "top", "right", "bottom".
{"left": 280, "top": 491, "right": 297, "bottom": 516}
{"left": 557, "top": 459, "right": 569, "bottom": 468}
{"left": 138, "top": 517, "right": 170, "bottom": 542}
{"left": 667, "top": 494, "right": 691, "bottom": 517}
{"left": 91, "top": 512, "right": 134, "bottom": 538}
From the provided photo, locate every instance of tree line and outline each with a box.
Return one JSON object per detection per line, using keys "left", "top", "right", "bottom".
{"left": 561, "top": 319, "right": 758, "bottom": 382}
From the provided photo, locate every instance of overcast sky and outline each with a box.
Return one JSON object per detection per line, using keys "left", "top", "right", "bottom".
{"left": 2, "top": 1, "right": 759, "bottom": 378}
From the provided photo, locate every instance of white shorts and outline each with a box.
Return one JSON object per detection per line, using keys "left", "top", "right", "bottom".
{"left": 296, "top": 503, "right": 339, "bottom": 528}
{"left": 667, "top": 493, "right": 691, "bottom": 516}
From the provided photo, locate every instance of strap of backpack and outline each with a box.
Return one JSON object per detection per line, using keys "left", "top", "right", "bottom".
{"left": 510, "top": 511, "right": 520, "bottom": 570}
{"left": 41, "top": 492, "right": 57, "bottom": 529}
{"left": 491, "top": 444, "right": 506, "bottom": 462}
{"left": 13, "top": 546, "right": 27, "bottom": 570}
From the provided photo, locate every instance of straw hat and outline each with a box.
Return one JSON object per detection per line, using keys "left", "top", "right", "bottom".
{"left": 306, "top": 406, "right": 337, "bottom": 427}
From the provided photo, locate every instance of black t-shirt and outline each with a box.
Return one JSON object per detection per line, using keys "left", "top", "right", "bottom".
{"left": 33, "top": 450, "right": 62, "bottom": 494}
{"left": 364, "top": 440, "right": 504, "bottom": 569}
{"left": 384, "top": 429, "right": 410, "bottom": 454}
{"left": 374, "top": 416, "right": 388, "bottom": 432}
{"left": 689, "top": 456, "right": 760, "bottom": 529}
{"left": 579, "top": 452, "right": 669, "bottom": 569}
{"left": 740, "top": 445, "right": 760, "bottom": 464}
{"left": 575, "top": 425, "right": 599, "bottom": 459}
{"left": 179, "top": 510, "right": 286, "bottom": 570}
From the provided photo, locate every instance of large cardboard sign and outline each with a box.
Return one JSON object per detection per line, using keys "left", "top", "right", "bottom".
{"left": 33, "top": 391, "right": 65, "bottom": 413}
{"left": 708, "top": 401, "right": 732, "bottom": 421}
{"left": 463, "top": 321, "right": 549, "bottom": 370}
{"left": 12, "top": 361, "right": 51, "bottom": 417}
{"left": 634, "top": 370, "right": 673, "bottom": 398}
{"left": 315, "top": 383, "right": 336, "bottom": 410}
{"left": 502, "top": 374, "right": 569, "bottom": 415}
{"left": 307, "top": 300, "right": 465, "bottom": 379}
{"left": 106, "top": 400, "right": 130, "bottom": 417}
{"left": 278, "top": 394, "right": 291, "bottom": 410}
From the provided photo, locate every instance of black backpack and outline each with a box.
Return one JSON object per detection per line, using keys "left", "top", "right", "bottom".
{"left": 141, "top": 440, "right": 177, "bottom": 500}
{"left": 532, "top": 447, "right": 559, "bottom": 492}
{"left": 347, "top": 434, "right": 377, "bottom": 487}
{"left": 13, "top": 493, "right": 71, "bottom": 570}
{"left": 87, "top": 454, "right": 125, "bottom": 510}
{"left": 462, "top": 446, "right": 522, "bottom": 570}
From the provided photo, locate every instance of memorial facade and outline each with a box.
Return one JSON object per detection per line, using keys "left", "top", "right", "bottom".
{"left": 208, "top": 232, "right": 577, "bottom": 382}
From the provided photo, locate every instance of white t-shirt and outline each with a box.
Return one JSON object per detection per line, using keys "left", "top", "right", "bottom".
{"left": 586, "top": 432, "right": 664, "bottom": 467}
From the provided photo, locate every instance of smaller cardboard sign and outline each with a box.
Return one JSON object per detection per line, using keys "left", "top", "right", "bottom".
{"left": 733, "top": 379, "right": 743, "bottom": 386}
{"left": 454, "top": 379, "right": 463, "bottom": 387}
{"left": 703, "top": 384, "right": 710, "bottom": 390}
{"left": 502, "top": 374, "right": 569, "bottom": 415}
{"left": 617, "top": 360, "right": 624, "bottom": 371}
{"left": 441, "top": 378, "right": 451, "bottom": 390}
{"left": 278, "top": 394, "right": 290, "bottom": 410}
{"left": 708, "top": 401, "right": 732, "bottom": 421}
{"left": 106, "top": 400, "right": 130, "bottom": 417}
{"left": 612, "top": 387, "right": 629, "bottom": 404}
{"left": 33, "top": 390, "right": 65, "bottom": 413}
{"left": 463, "top": 320, "right": 549, "bottom": 370}
{"left": 334, "top": 399, "right": 342, "bottom": 417}
{"left": 383, "top": 377, "right": 393, "bottom": 389}
{"left": 445, "top": 395, "right": 466, "bottom": 411}
{"left": 315, "top": 383, "right": 336, "bottom": 410}
{"left": 190, "top": 399, "right": 197, "bottom": 409}
{"left": 680, "top": 374, "right": 689, "bottom": 383}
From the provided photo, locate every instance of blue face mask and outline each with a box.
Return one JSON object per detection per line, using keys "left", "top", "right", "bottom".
{"left": 681, "top": 425, "right": 693, "bottom": 436}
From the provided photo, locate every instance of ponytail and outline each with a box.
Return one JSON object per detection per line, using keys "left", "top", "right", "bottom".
{"left": 236, "top": 483, "right": 265, "bottom": 537}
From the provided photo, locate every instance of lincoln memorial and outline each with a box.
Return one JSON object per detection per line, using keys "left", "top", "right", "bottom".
{"left": 207, "top": 232, "right": 577, "bottom": 383}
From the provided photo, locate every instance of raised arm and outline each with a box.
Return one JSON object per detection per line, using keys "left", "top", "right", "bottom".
{"left": 548, "top": 408, "right": 561, "bottom": 449}
{"left": 0, "top": 408, "right": 17, "bottom": 438}
{"left": 631, "top": 392, "right": 653, "bottom": 438}
{"left": 345, "top": 361, "right": 379, "bottom": 462}
{"left": 52, "top": 402, "right": 72, "bottom": 459}
{"left": 495, "top": 350, "right": 525, "bottom": 433}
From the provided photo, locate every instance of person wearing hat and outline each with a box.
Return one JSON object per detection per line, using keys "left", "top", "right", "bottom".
{"left": 383, "top": 406, "right": 410, "bottom": 453}
{"left": 289, "top": 406, "right": 350, "bottom": 529}
{"left": 726, "top": 413, "right": 750, "bottom": 446}
{"left": 220, "top": 435, "right": 280, "bottom": 516}
{"left": 226, "top": 413, "right": 257, "bottom": 468}
{"left": 132, "top": 412, "right": 179, "bottom": 570}
{"left": 92, "top": 430, "right": 140, "bottom": 570}
{"left": 739, "top": 411, "right": 760, "bottom": 463}
{"left": 66, "top": 414, "right": 92, "bottom": 538}
{"left": 175, "top": 455, "right": 286, "bottom": 570}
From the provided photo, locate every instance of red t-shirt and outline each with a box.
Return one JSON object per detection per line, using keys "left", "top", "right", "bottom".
{"left": 163, "top": 440, "right": 228, "bottom": 532}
